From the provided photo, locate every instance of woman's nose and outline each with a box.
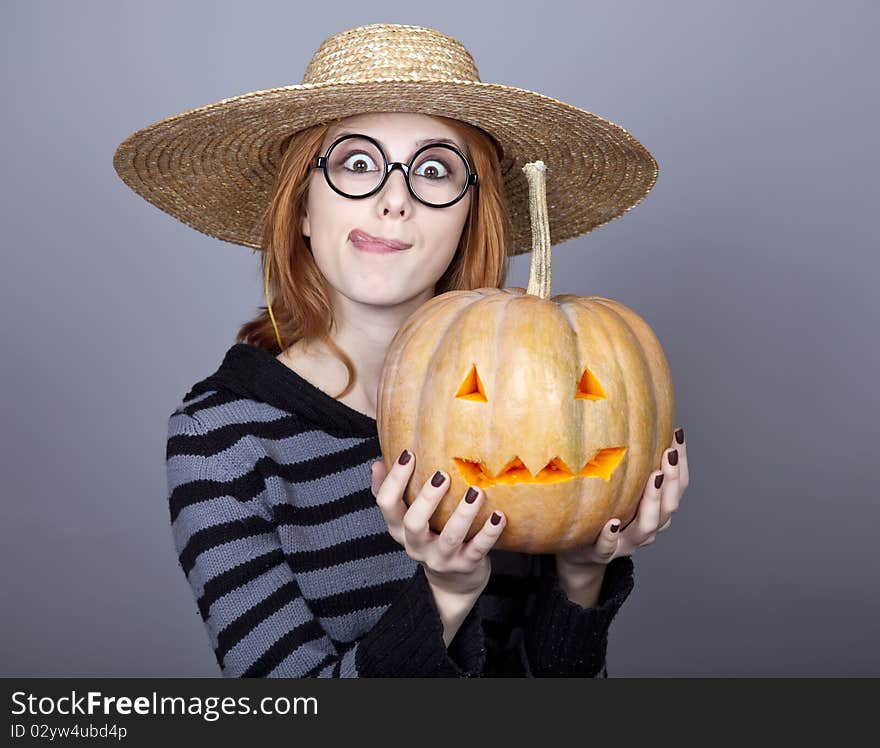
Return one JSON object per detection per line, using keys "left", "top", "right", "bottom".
{"left": 377, "top": 167, "right": 412, "bottom": 212}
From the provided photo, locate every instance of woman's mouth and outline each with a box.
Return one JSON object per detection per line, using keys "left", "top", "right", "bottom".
{"left": 349, "top": 229, "right": 412, "bottom": 254}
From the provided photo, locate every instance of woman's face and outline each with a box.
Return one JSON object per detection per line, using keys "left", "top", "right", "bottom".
{"left": 302, "top": 112, "right": 473, "bottom": 309}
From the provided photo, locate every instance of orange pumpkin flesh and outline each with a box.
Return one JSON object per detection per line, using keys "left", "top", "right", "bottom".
{"left": 376, "top": 162, "right": 674, "bottom": 554}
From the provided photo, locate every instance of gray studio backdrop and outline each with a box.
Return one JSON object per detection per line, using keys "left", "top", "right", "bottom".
{"left": 2, "top": 0, "right": 877, "bottom": 676}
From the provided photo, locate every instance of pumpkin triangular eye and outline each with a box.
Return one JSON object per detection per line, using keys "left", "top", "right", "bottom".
{"left": 455, "top": 363, "right": 487, "bottom": 401}
{"left": 575, "top": 367, "right": 606, "bottom": 400}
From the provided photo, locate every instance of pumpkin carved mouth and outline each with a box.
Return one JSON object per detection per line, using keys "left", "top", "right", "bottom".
{"left": 453, "top": 447, "right": 626, "bottom": 488}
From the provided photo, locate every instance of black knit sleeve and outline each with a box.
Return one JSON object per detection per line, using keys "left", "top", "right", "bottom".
{"left": 356, "top": 564, "right": 486, "bottom": 677}
{"left": 523, "top": 554, "right": 635, "bottom": 677}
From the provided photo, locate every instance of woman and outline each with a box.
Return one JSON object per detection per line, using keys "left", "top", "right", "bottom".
{"left": 115, "top": 23, "right": 688, "bottom": 677}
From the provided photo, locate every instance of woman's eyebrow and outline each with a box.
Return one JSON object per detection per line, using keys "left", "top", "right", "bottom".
{"left": 330, "top": 131, "right": 464, "bottom": 153}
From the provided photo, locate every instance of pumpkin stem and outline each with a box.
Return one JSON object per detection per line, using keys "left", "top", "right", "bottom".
{"left": 522, "top": 161, "right": 551, "bottom": 300}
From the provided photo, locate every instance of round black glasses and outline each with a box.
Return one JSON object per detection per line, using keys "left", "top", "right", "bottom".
{"left": 314, "top": 133, "right": 478, "bottom": 208}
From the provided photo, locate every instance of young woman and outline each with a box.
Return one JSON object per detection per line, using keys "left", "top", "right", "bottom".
{"left": 115, "top": 23, "right": 688, "bottom": 677}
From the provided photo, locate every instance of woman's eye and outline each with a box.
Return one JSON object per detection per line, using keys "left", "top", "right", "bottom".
{"left": 342, "top": 152, "right": 379, "bottom": 172}
{"left": 414, "top": 159, "right": 449, "bottom": 179}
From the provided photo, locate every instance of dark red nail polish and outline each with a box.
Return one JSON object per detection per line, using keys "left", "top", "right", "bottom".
{"left": 655, "top": 473, "right": 664, "bottom": 489}
{"left": 431, "top": 471, "right": 445, "bottom": 487}
{"left": 669, "top": 449, "right": 678, "bottom": 466}
{"left": 465, "top": 487, "right": 478, "bottom": 503}
{"left": 611, "top": 522, "right": 620, "bottom": 533}
{"left": 398, "top": 450, "right": 411, "bottom": 465}
{"left": 675, "top": 428, "right": 685, "bottom": 444}
{"left": 490, "top": 511, "right": 502, "bottom": 525}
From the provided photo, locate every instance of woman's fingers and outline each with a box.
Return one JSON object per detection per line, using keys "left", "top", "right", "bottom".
{"left": 634, "top": 468, "right": 664, "bottom": 538}
{"left": 658, "top": 442, "right": 681, "bottom": 521}
{"left": 435, "top": 485, "right": 485, "bottom": 553}
{"left": 674, "top": 427, "right": 689, "bottom": 489}
{"left": 459, "top": 508, "right": 506, "bottom": 564}
{"left": 370, "top": 460, "right": 387, "bottom": 498}
{"left": 592, "top": 518, "right": 622, "bottom": 560}
{"left": 402, "top": 468, "right": 451, "bottom": 550}
{"left": 373, "top": 450, "right": 416, "bottom": 545}
{"left": 622, "top": 433, "right": 686, "bottom": 548}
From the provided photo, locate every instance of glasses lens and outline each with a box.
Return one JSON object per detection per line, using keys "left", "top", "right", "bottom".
{"left": 409, "top": 146, "right": 469, "bottom": 206}
{"left": 325, "top": 137, "right": 470, "bottom": 205}
{"left": 326, "top": 137, "right": 385, "bottom": 197}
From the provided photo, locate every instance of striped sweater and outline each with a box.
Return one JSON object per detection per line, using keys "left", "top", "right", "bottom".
{"left": 165, "top": 342, "right": 635, "bottom": 677}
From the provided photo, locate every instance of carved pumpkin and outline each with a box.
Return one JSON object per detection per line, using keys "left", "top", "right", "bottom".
{"left": 377, "top": 162, "right": 674, "bottom": 553}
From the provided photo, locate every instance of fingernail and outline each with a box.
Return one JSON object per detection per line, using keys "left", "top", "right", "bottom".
{"left": 668, "top": 449, "right": 678, "bottom": 466}
{"left": 431, "top": 470, "right": 445, "bottom": 487}
{"left": 398, "top": 450, "right": 411, "bottom": 465}
{"left": 675, "top": 428, "right": 685, "bottom": 444}
{"left": 611, "top": 522, "right": 620, "bottom": 533}
{"left": 490, "top": 511, "right": 502, "bottom": 525}
{"left": 655, "top": 473, "right": 664, "bottom": 489}
{"left": 465, "top": 487, "right": 478, "bottom": 503}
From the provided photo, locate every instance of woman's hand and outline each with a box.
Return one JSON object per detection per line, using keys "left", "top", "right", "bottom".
{"left": 557, "top": 426, "right": 690, "bottom": 569}
{"left": 371, "top": 450, "right": 507, "bottom": 596}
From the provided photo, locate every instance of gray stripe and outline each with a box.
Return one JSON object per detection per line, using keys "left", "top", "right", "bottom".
{"left": 222, "top": 598, "right": 311, "bottom": 675}
{"left": 340, "top": 645, "right": 359, "bottom": 677}
{"left": 166, "top": 446, "right": 268, "bottom": 491}
{"left": 189, "top": 398, "right": 290, "bottom": 426}
{"left": 277, "top": 507, "right": 390, "bottom": 553}
{"left": 266, "top": 634, "right": 339, "bottom": 678}
{"left": 167, "top": 412, "right": 204, "bottom": 439}
{"left": 320, "top": 606, "right": 389, "bottom": 642}
{"left": 173, "top": 532, "right": 280, "bottom": 602}
{"left": 171, "top": 491, "right": 272, "bottom": 541}
{"left": 261, "top": 432, "right": 370, "bottom": 468}
{"left": 269, "top": 461, "right": 374, "bottom": 509}
{"left": 209, "top": 564, "right": 312, "bottom": 644}
{"left": 188, "top": 400, "right": 368, "bottom": 459}
{"left": 296, "top": 549, "right": 415, "bottom": 595}
{"left": 180, "top": 390, "right": 218, "bottom": 409}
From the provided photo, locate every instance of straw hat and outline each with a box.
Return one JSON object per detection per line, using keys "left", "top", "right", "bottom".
{"left": 112, "top": 22, "right": 658, "bottom": 257}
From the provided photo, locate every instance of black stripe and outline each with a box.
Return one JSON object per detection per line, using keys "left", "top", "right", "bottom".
{"left": 168, "top": 439, "right": 380, "bottom": 502}
{"left": 284, "top": 532, "right": 402, "bottom": 573}
{"left": 197, "top": 549, "right": 286, "bottom": 619}
{"left": 168, "top": 411, "right": 378, "bottom": 462}
{"left": 167, "top": 416, "right": 312, "bottom": 458}
{"left": 180, "top": 389, "right": 240, "bottom": 416}
{"left": 307, "top": 576, "right": 407, "bottom": 619}
{"left": 272, "top": 488, "right": 374, "bottom": 527}
{"left": 179, "top": 516, "right": 274, "bottom": 575}
{"left": 303, "top": 653, "right": 337, "bottom": 678}
{"left": 216, "top": 579, "right": 302, "bottom": 660}
{"left": 240, "top": 621, "right": 329, "bottom": 678}
{"left": 169, "top": 471, "right": 267, "bottom": 524}
{"left": 266, "top": 439, "right": 380, "bottom": 483}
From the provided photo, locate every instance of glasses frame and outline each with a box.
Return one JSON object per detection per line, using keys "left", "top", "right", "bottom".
{"left": 314, "top": 133, "right": 479, "bottom": 209}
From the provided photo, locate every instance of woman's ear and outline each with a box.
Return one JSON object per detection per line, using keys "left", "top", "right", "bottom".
{"left": 301, "top": 210, "right": 310, "bottom": 238}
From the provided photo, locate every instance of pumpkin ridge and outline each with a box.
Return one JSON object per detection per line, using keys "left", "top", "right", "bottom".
{"left": 415, "top": 295, "right": 485, "bottom": 487}
{"left": 587, "top": 297, "right": 659, "bottom": 514}
{"left": 379, "top": 292, "right": 469, "bottom": 443}
{"left": 596, "top": 297, "right": 675, "bottom": 489}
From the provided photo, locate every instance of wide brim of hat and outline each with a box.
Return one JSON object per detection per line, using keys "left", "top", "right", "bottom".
{"left": 113, "top": 78, "right": 658, "bottom": 256}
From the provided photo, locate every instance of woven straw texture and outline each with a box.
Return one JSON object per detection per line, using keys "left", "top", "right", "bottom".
{"left": 113, "top": 23, "right": 658, "bottom": 256}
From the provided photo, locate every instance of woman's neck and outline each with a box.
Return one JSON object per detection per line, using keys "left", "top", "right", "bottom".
{"left": 277, "top": 340, "right": 381, "bottom": 420}
{"left": 276, "top": 288, "right": 435, "bottom": 419}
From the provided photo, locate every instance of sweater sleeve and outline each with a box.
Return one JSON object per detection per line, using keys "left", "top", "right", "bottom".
{"left": 523, "top": 553, "right": 635, "bottom": 677}
{"left": 166, "top": 411, "right": 486, "bottom": 678}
